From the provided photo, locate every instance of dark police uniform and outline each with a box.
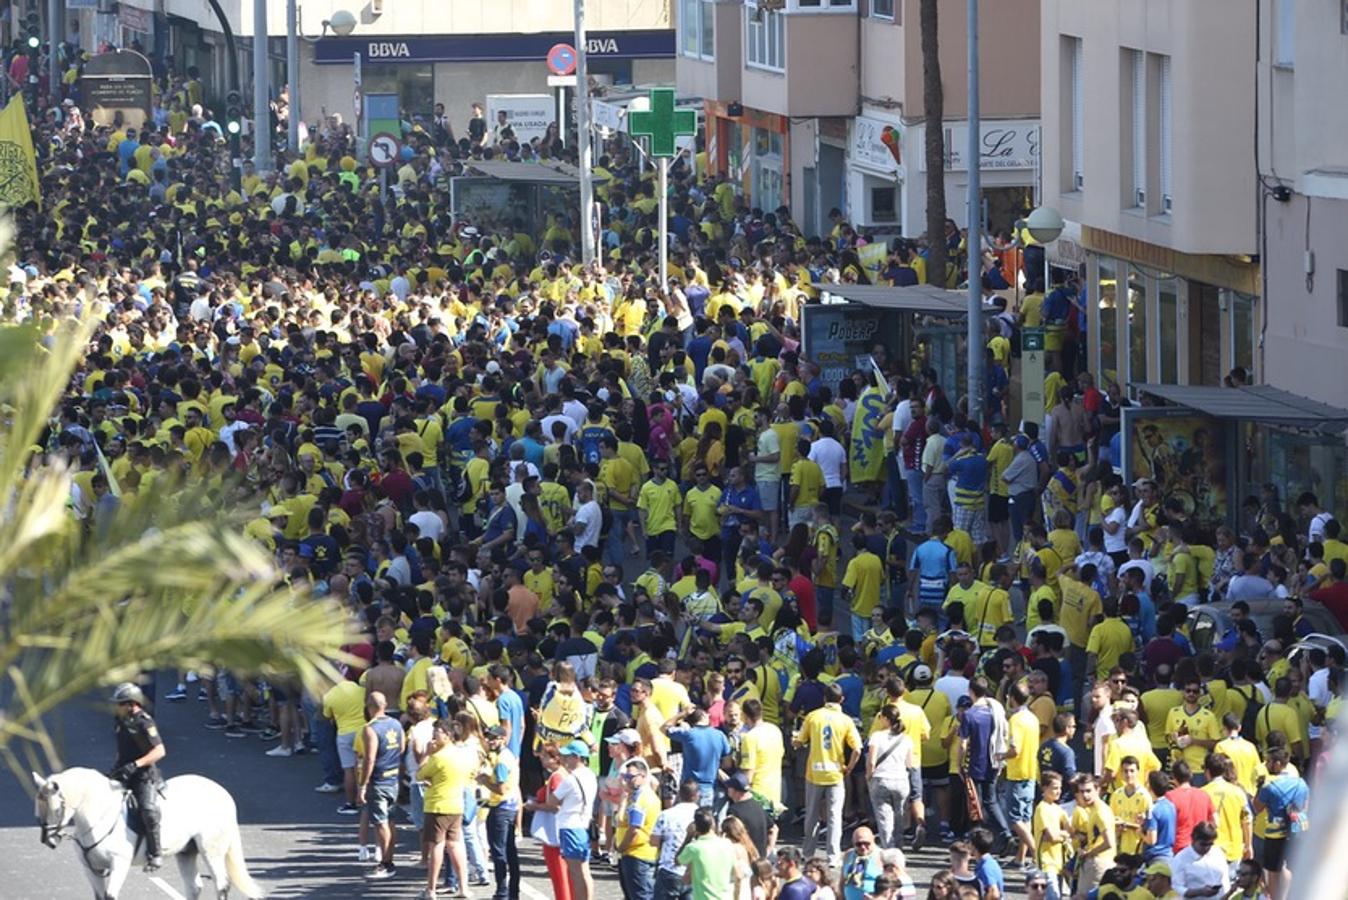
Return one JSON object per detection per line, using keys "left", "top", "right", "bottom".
{"left": 113, "top": 709, "right": 164, "bottom": 859}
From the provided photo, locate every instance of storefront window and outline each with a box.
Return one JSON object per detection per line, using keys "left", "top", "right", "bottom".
{"left": 1158, "top": 275, "right": 1179, "bottom": 384}
{"left": 870, "top": 184, "right": 897, "bottom": 223}
{"left": 752, "top": 127, "right": 783, "bottom": 211}
{"left": 1097, "top": 257, "right": 1118, "bottom": 387}
{"left": 363, "top": 64, "right": 435, "bottom": 121}
{"left": 1127, "top": 267, "right": 1148, "bottom": 387}
{"left": 1266, "top": 428, "right": 1347, "bottom": 520}
{"left": 1230, "top": 290, "right": 1255, "bottom": 377}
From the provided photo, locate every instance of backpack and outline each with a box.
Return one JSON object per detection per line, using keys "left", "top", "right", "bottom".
{"left": 1236, "top": 684, "right": 1263, "bottom": 740}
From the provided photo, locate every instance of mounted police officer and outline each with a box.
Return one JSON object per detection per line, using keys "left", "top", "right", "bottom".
{"left": 110, "top": 682, "right": 166, "bottom": 872}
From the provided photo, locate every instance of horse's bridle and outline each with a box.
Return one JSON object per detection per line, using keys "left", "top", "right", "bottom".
{"left": 37, "top": 783, "right": 122, "bottom": 876}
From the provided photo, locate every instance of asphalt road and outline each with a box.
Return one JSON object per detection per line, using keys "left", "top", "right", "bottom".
{"left": 0, "top": 684, "right": 986, "bottom": 899}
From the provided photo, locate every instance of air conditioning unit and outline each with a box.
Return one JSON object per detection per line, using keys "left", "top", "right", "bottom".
{"left": 370, "top": 0, "right": 385, "bottom": 15}
{"left": 1162, "top": 193, "right": 1173, "bottom": 214}
{"left": 1134, "top": 188, "right": 1146, "bottom": 207}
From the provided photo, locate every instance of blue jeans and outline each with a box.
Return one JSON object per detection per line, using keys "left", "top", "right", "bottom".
{"left": 696, "top": 783, "right": 716, "bottom": 809}
{"left": 606, "top": 508, "right": 635, "bottom": 566}
{"left": 311, "top": 713, "right": 342, "bottom": 788}
{"left": 852, "top": 613, "right": 869, "bottom": 643}
{"left": 486, "top": 804, "right": 520, "bottom": 900}
{"left": 655, "top": 868, "right": 691, "bottom": 900}
{"left": 975, "top": 778, "right": 1011, "bottom": 839}
{"left": 409, "top": 779, "right": 426, "bottom": 831}
{"left": 905, "top": 469, "right": 927, "bottom": 532}
{"left": 817, "top": 586, "right": 836, "bottom": 628}
{"left": 448, "top": 790, "right": 489, "bottom": 887}
{"left": 619, "top": 855, "right": 656, "bottom": 900}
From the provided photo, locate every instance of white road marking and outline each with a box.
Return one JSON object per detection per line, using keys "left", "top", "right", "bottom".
{"left": 149, "top": 874, "right": 188, "bottom": 900}
{"left": 521, "top": 879, "right": 553, "bottom": 900}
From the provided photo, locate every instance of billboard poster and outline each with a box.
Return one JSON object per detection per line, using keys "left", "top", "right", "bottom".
{"left": 1127, "top": 412, "right": 1228, "bottom": 529}
{"left": 800, "top": 303, "right": 900, "bottom": 394}
{"left": 486, "top": 94, "right": 556, "bottom": 145}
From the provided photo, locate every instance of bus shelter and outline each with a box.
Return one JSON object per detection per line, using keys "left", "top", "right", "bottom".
{"left": 450, "top": 160, "right": 610, "bottom": 249}
{"left": 803, "top": 284, "right": 998, "bottom": 400}
{"left": 1120, "top": 383, "right": 1348, "bottom": 531}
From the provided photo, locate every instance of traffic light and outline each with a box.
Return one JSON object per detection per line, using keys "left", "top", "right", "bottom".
{"left": 25, "top": 8, "right": 40, "bottom": 51}
{"left": 224, "top": 90, "right": 243, "bottom": 135}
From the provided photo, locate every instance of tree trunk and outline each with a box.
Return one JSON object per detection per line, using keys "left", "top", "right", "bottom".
{"left": 920, "top": 0, "right": 947, "bottom": 288}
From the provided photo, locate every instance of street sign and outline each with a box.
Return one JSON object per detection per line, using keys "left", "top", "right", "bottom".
{"left": 1021, "top": 327, "right": 1045, "bottom": 352}
{"left": 547, "top": 74, "right": 578, "bottom": 87}
{"left": 1020, "top": 327, "right": 1046, "bottom": 427}
{"left": 369, "top": 131, "right": 401, "bottom": 168}
{"left": 546, "top": 43, "right": 577, "bottom": 76}
{"left": 627, "top": 87, "right": 696, "bottom": 158}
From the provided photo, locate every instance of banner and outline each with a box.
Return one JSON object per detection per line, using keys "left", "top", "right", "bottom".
{"left": 0, "top": 95, "right": 40, "bottom": 208}
{"left": 1129, "top": 414, "right": 1227, "bottom": 529}
{"left": 850, "top": 385, "right": 887, "bottom": 485}
{"left": 858, "top": 241, "right": 887, "bottom": 284}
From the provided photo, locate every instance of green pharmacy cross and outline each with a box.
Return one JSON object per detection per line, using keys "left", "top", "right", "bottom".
{"left": 627, "top": 88, "right": 696, "bottom": 158}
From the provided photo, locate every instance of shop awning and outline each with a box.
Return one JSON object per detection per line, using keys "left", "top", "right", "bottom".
{"left": 1130, "top": 383, "right": 1348, "bottom": 433}
{"left": 817, "top": 284, "right": 997, "bottom": 316}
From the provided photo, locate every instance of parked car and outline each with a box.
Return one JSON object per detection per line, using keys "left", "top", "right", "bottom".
{"left": 1185, "top": 598, "right": 1346, "bottom": 658}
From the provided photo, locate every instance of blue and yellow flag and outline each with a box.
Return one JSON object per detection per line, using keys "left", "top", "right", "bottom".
{"left": 0, "top": 94, "right": 39, "bottom": 208}
{"left": 849, "top": 385, "right": 888, "bottom": 484}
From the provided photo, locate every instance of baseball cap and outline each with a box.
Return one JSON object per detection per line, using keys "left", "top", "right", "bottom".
{"left": 559, "top": 740, "right": 591, "bottom": 758}
{"left": 485, "top": 360, "right": 501, "bottom": 375}
{"left": 910, "top": 664, "right": 934, "bottom": 685}
{"left": 1144, "top": 861, "right": 1172, "bottom": 878}
{"left": 604, "top": 728, "right": 641, "bottom": 747}
{"left": 725, "top": 772, "right": 750, "bottom": 793}
{"left": 483, "top": 726, "right": 506, "bottom": 740}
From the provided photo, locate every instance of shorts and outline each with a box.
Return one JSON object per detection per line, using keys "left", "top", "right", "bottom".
{"left": 907, "top": 766, "right": 923, "bottom": 798}
{"left": 337, "top": 731, "right": 358, "bottom": 769}
{"left": 366, "top": 781, "right": 398, "bottom": 824}
{"left": 988, "top": 494, "right": 1010, "bottom": 523}
{"left": 1001, "top": 778, "right": 1035, "bottom": 824}
{"left": 1262, "top": 836, "right": 1291, "bottom": 872}
{"left": 921, "top": 764, "right": 950, "bottom": 788}
{"left": 215, "top": 670, "right": 241, "bottom": 700}
{"left": 423, "top": 812, "right": 463, "bottom": 844}
{"left": 757, "top": 479, "right": 779, "bottom": 512}
{"left": 560, "top": 827, "right": 591, "bottom": 861}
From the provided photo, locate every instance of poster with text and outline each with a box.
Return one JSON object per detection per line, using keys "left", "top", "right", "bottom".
{"left": 1130, "top": 414, "right": 1227, "bottom": 530}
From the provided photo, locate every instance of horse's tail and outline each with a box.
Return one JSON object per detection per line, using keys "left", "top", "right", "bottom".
{"left": 224, "top": 824, "right": 265, "bottom": 898}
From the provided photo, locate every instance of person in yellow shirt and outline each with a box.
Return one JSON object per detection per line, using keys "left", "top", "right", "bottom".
{"left": 417, "top": 719, "right": 476, "bottom": 896}
{"left": 738, "top": 699, "right": 785, "bottom": 810}
{"left": 1257, "top": 677, "right": 1308, "bottom": 761}
{"left": 614, "top": 757, "right": 662, "bottom": 876}
{"left": 1108, "top": 756, "right": 1153, "bottom": 857}
{"left": 1213, "top": 711, "right": 1262, "bottom": 796}
{"left": 1085, "top": 597, "right": 1135, "bottom": 681}
{"left": 1165, "top": 678, "right": 1222, "bottom": 773}
{"left": 636, "top": 460, "right": 682, "bottom": 556}
{"left": 1032, "top": 772, "right": 1072, "bottom": 892}
{"left": 841, "top": 533, "right": 884, "bottom": 643}
{"left": 598, "top": 437, "right": 639, "bottom": 562}
{"left": 1070, "top": 774, "right": 1117, "bottom": 896}
{"left": 794, "top": 682, "right": 861, "bottom": 865}
{"left": 322, "top": 678, "right": 370, "bottom": 810}
{"left": 1201, "top": 752, "right": 1252, "bottom": 867}
{"left": 1000, "top": 683, "right": 1042, "bottom": 868}
{"left": 788, "top": 441, "right": 824, "bottom": 528}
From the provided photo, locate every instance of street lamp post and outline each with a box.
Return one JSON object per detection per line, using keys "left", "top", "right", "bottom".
{"left": 574, "top": 0, "right": 595, "bottom": 266}
{"left": 966, "top": 0, "right": 983, "bottom": 425}
{"left": 286, "top": 8, "right": 357, "bottom": 155}
{"left": 252, "top": 0, "right": 272, "bottom": 173}
{"left": 1016, "top": 205, "right": 1064, "bottom": 429}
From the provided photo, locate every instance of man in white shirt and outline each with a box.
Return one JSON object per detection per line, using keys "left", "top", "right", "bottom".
{"left": 808, "top": 420, "right": 848, "bottom": 515}
{"left": 573, "top": 480, "right": 603, "bottom": 551}
{"left": 1171, "top": 822, "right": 1229, "bottom": 897}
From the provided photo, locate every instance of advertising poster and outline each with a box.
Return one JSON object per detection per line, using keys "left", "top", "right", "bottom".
{"left": 800, "top": 304, "right": 900, "bottom": 393}
{"left": 1129, "top": 413, "right": 1228, "bottom": 529}
{"left": 485, "top": 94, "right": 556, "bottom": 145}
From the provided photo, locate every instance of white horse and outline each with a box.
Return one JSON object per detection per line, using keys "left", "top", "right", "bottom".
{"left": 32, "top": 767, "right": 265, "bottom": 900}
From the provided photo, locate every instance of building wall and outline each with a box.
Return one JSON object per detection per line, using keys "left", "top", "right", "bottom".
{"left": 674, "top": 2, "right": 742, "bottom": 102}
{"left": 1041, "top": 0, "right": 1256, "bottom": 256}
{"left": 1263, "top": 194, "right": 1348, "bottom": 403}
{"left": 740, "top": 13, "right": 858, "bottom": 119}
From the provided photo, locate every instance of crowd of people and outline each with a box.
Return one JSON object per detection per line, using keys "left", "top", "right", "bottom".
{"left": 12, "top": 48, "right": 1347, "bottom": 900}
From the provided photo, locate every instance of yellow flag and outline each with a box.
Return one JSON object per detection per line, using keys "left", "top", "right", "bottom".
{"left": 0, "top": 94, "right": 39, "bottom": 208}
{"left": 849, "top": 385, "right": 888, "bottom": 485}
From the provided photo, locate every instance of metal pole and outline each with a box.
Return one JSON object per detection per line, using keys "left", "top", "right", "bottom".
{"left": 286, "top": 0, "right": 299, "bottom": 152}
{"left": 252, "top": 0, "right": 272, "bottom": 173}
{"left": 965, "top": 0, "right": 983, "bottom": 425}
{"left": 658, "top": 156, "right": 669, "bottom": 286}
{"left": 46, "top": 0, "right": 59, "bottom": 105}
{"left": 573, "top": 0, "right": 595, "bottom": 265}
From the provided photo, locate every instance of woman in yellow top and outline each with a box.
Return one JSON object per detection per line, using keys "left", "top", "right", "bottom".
{"left": 696, "top": 422, "right": 726, "bottom": 482}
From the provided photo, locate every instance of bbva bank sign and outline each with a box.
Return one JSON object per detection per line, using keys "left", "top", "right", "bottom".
{"left": 365, "top": 36, "right": 629, "bottom": 60}
{"left": 313, "top": 30, "right": 674, "bottom": 65}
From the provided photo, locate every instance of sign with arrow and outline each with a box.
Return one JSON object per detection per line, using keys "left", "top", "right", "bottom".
{"left": 368, "top": 131, "right": 401, "bottom": 169}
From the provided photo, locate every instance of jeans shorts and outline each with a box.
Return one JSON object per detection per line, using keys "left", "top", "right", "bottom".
{"left": 1001, "top": 778, "right": 1036, "bottom": 824}
{"left": 907, "top": 766, "right": 924, "bottom": 799}
{"left": 757, "top": 478, "right": 779, "bottom": 512}
{"left": 215, "top": 669, "right": 241, "bottom": 700}
{"left": 336, "top": 731, "right": 357, "bottom": 769}
{"left": 366, "top": 781, "right": 398, "bottom": 824}
{"left": 559, "top": 827, "right": 591, "bottom": 861}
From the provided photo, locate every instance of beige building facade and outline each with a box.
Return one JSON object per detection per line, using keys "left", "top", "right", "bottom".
{"left": 1040, "top": 0, "right": 1259, "bottom": 392}
{"left": 676, "top": 0, "right": 1039, "bottom": 238}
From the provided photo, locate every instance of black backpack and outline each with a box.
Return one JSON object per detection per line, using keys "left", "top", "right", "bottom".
{"left": 1235, "top": 684, "right": 1263, "bottom": 739}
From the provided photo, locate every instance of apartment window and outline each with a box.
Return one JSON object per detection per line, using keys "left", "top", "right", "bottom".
{"left": 747, "top": 7, "right": 785, "bottom": 71}
{"left": 1339, "top": 270, "right": 1348, "bottom": 327}
{"left": 871, "top": 0, "right": 895, "bottom": 20}
{"left": 793, "top": 0, "right": 856, "bottom": 10}
{"left": 1275, "top": 0, "right": 1295, "bottom": 66}
{"left": 1064, "top": 36, "right": 1084, "bottom": 191}
{"left": 1127, "top": 49, "right": 1145, "bottom": 208}
{"left": 681, "top": 0, "right": 715, "bottom": 59}
{"left": 1158, "top": 54, "right": 1173, "bottom": 213}
{"left": 870, "top": 185, "right": 897, "bottom": 223}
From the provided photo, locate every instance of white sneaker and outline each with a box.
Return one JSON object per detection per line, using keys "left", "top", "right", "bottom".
{"left": 185, "top": 671, "right": 200, "bottom": 683}
{"left": 314, "top": 782, "right": 343, "bottom": 793}
{"left": 265, "top": 745, "right": 293, "bottom": 757}
{"left": 358, "top": 846, "right": 372, "bottom": 863}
